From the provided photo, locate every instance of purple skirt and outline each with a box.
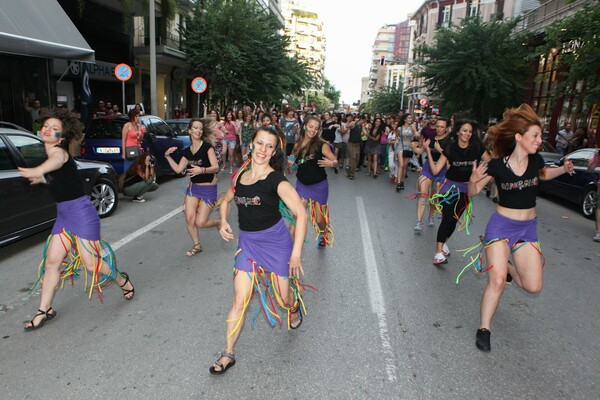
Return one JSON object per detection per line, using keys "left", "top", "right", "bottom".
{"left": 51, "top": 195, "right": 100, "bottom": 241}
{"left": 484, "top": 212, "right": 538, "bottom": 249}
{"left": 235, "top": 219, "right": 293, "bottom": 277}
{"left": 186, "top": 183, "right": 217, "bottom": 205}
{"left": 421, "top": 161, "right": 447, "bottom": 182}
{"left": 439, "top": 179, "right": 468, "bottom": 195}
{"left": 296, "top": 179, "right": 329, "bottom": 205}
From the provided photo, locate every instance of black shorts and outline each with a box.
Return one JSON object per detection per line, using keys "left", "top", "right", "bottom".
{"left": 403, "top": 150, "right": 414, "bottom": 158}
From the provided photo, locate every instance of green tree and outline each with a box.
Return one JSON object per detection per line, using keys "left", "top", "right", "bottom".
{"left": 364, "top": 86, "right": 406, "bottom": 115}
{"left": 542, "top": 0, "right": 600, "bottom": 105}
{"left": 418, "top": 17, "right": 531, "bottom": 122}
{"left": 181, "top": 0, "right": 310, "bottom": 108}
{"left": 323, "top": 78, "right": 341, "bottom": 110}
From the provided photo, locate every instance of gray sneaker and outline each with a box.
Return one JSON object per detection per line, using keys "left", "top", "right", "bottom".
{"left": 414, "top": 221, "right": 423, "bottom": 232}
{"left": 594, "top": 232, "right": 600, "bottom": 242}
{"left": 428, "top": 216, "right": 435, "bottom": 227}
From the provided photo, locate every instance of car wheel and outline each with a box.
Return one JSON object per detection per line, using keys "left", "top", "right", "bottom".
{"left": 581, "top": 186, "right": 597, "bottom": 220}
{"left": 90, "top": 177, "right": 119, "bottom": 218}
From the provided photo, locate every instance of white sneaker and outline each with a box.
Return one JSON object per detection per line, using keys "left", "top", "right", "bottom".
{"left": 414, "top": 221, "right": 423, "bottom": 232}
{"left": 428, "top": 216, "right": 435, "bottom": 227}
{"left": 442, "top": 243, "right": 451, "bottom": 257}
{"left": 132, "top": 195, "right": 145, "bottom": 203}
{"left": 593, "top": 232, "right": 600, "bottom": 242}
{"left": 432, "top": 252, "right": 447, "bottom": 265}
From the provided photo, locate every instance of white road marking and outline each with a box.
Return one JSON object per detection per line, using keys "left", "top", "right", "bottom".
{"left": 111, "top": 206, "right": 183, "bottom": 251}
{"left": 356, "top": 196, "right": 397, "bottom": 382}
{"left": 2, "top": 207, "right": 183, "bottom": 312}
{"left": 0, "top": 206, "right": 183, "bottom": 312}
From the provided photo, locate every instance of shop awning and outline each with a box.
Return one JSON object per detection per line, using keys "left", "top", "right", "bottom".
{"left": 0, "top": 0, "right": 95, "bottom": 62}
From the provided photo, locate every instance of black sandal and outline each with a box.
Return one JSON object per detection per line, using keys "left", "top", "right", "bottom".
{"left": 209, "top": 351, "right": 236, "bottom": 375}
{"left": 289, "top": 304, "right": 303, "bottom": 330}
{"left": 24, "top": 307, "right": 57, "bottom": 331}
{"left": 119, "top": 272, "right": 135, "bottom": 300}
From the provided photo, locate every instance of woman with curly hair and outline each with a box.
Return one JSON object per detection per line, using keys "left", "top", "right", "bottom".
{"left": 164, "top": 119, "right": 220, "bottom": 257}
{"left": 210, "top": 126, "right": 308, "bottom": 375}
{"left": 467, "top": 104, "right": 574, "bottom": 352}
{"left": 290, "top": 115, "right": 338, "bottom": 248}
{"left": 20, "top": 108, "right": 135, "bottom": 331}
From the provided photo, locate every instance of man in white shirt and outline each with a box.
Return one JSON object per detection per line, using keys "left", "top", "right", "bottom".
{"left": 556, "top": 122, "right": 573, "bottom": 156}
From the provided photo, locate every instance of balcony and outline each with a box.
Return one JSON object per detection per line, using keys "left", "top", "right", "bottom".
{"left": 513, "top": 0, "right": 586, "bottom": 34}
{"left": 133, "top": 31, "right": 187, "bottom": 66}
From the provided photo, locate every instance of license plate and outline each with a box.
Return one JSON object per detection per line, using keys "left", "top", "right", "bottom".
{"left": 96, "top": 147, "right": 120, "bottom": 154}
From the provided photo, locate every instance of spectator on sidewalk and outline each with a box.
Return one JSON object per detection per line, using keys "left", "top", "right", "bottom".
{"left": 556, "top": 122, "right": 573, "bottom": 155}
{"left": 120, "top": 153, "right": 158, "bottom": 203}
{"left": 24, "top": 97, "right": 42, "bottom": 130}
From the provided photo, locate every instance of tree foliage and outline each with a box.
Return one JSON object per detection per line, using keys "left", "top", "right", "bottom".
{"left": 181, "top": 0, "right": 311, "bottom": 108}
{"left": 323, "top": 78, "right": 341, "bottom": 110}
{"left": 542, "top": 0, "right": 600, "bottom": 105}
{"left": 418, "top": 17, "right": 531, "bottom": 122}
{"left": 364, "top": 86, "right": 406, "bottom": 115}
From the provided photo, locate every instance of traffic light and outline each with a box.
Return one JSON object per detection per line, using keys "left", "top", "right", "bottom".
{"left": 380, "top": 56, "right": 385, "bottom": 66}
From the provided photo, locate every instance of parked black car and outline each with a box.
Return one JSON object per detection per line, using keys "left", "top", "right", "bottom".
{"left": 0, "top": 129, "right": 119, "bottom": 247}
{"left": 80, "top": 115, "right": 186, "bottom": 176}
{"left": 539, "top": 148, "right": 599, "bottom": 219}
{"left": 538, "top": 140, "right": 561, "bottom": 164}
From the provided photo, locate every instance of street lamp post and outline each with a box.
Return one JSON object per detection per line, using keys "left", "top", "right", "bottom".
{"left": 400, "top": 64, "right": 408, "bottom": 113}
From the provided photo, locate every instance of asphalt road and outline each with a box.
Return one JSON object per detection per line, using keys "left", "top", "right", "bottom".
{"left": 1, "top": 167, "right": 598, "bottom": 399}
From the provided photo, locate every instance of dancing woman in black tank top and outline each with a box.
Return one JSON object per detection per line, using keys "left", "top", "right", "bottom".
{"left": 19, "top": 109, "right": 135, "bottom": 331}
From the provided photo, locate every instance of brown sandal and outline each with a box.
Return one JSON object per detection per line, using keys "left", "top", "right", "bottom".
{"left": 186, "top": 243, "right": 202, "bottom": 257}
{"left": 289, "top": 304, "right": 303, "bottom": 329}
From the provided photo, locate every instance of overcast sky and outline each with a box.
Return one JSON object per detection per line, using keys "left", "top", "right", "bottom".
{"left": 301, "top": 0, "right": 423, "bottom": 103}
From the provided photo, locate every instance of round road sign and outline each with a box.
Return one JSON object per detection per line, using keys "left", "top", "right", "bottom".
{"left": 115, "top": 63, "right": 132, "bottom": 81}
{"left": 191, "top": 77, "right": 207, "bottom": 94}
{"left": 419, "top": 98, "right": 428, "bottom": 106}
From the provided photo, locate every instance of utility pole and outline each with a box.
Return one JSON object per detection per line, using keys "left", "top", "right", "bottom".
{"left": 149, "top": 0, "right": 157, "bottom": 115}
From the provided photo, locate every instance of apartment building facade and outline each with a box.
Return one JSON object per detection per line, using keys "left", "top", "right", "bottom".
{"left": 1, "top": 0, "right": 285, "bottom": 127}
{"left": 281, "top": 0, "right": 326, "bottom": 90}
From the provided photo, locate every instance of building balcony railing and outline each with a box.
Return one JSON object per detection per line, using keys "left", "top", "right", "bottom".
{"left": 141, "top": 32, "right": 181, "bottom": 50}
{"left": 133, "top": 30, "right": 187, "bottom": 65}
{"left": 513, "top": 0, "right": 586, "bottom": 34}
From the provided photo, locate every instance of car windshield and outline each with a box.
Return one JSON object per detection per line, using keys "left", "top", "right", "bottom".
{"left": 86, "top": 119, "right": 126, "bottom": 139}
{"left": 568, "top": 150, "right": 593, "bottom": 168}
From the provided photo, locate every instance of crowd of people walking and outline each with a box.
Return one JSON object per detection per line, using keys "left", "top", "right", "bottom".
{"left": 18, "top": 102, "right": 598, "bottom": 375}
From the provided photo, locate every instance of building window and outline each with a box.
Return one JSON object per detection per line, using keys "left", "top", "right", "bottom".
{"left": 439, "top": 5, "right": 452, "bottom": 28}
{"left": 469, "top": 0, "right": 479, "bottom": 17}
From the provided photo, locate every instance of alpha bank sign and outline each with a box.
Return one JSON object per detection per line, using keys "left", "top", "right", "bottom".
{"left": 52, "top": 59, "right": 136, "bottom": 82}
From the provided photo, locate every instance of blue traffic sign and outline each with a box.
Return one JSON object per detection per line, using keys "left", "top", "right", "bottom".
{"left": 191, "top": 77, "right": 207, "bottom": 94}
{"left": 115, "top": 63, "right": 132, "bottom": 81}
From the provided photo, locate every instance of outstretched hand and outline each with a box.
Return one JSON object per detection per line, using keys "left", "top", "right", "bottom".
{"left": 470, "top": 160, "right": 488, "bottom": 183}
{"left": 18, "top": 167, "right": 45, "bottom": 184}
{"left": 563, "top": 157, "right": 574, "bottom": 175}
